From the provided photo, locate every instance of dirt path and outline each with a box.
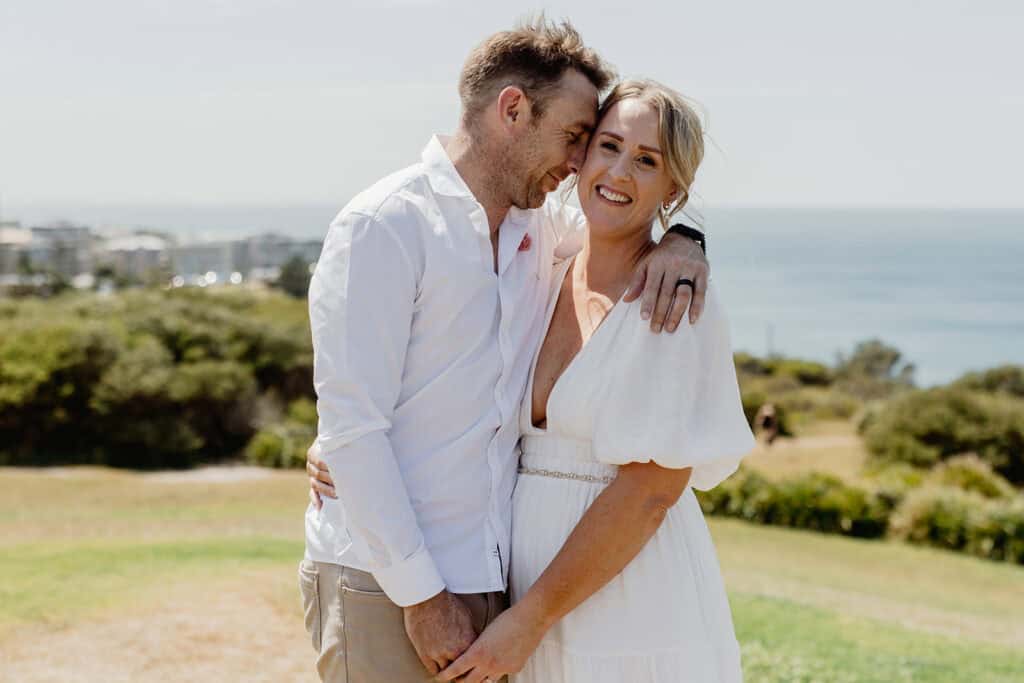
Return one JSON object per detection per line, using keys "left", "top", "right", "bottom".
{"left": 0, "top": 569, "right": 315, "bottom": 683}
{"left": 743, "top": 428, "right": 869, "bottom": 481}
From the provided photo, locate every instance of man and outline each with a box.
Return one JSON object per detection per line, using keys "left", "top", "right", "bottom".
{"left": 300, "top": 18, "right": 711, "bottom": 683}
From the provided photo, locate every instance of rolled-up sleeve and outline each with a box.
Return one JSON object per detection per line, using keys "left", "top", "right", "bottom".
{"left": 308, "top": 209, "right": 445, "bottom": 606}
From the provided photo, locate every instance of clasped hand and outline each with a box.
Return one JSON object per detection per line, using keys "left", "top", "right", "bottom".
{"left": 435, "top": 603, "right": 548, "bottom": 683}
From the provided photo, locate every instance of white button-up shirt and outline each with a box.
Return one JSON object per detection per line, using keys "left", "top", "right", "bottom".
{"left": 305, "top": 136, "right": 583, "bottom": 606}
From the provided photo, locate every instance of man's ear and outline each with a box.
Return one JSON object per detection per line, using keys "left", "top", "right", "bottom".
{"left": 495, "top": 86, "right": 530, "bottom": 132}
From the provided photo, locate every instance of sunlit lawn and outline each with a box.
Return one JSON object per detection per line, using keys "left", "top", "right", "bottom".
{"left": 1, "top": 465, "right": 1022, "bottom": 682}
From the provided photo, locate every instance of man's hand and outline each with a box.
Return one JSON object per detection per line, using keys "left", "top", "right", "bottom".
{"left": 623, "top": 232, "right": 710, "bottom": 332}
{"left": 403, "top": 589, "right": 477, "bottom": 676}
{"left": 436, "top": 602, "right": 549, "bottom": 683}
{"left": 306, "top": 441, "right": 336, "bottom": 510}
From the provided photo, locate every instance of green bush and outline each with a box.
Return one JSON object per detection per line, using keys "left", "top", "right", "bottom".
{"left": 697, "top": 469, "right": 890, "bottom": 538}
{"left": 928, "top": 454, "right": 1016, "bottom": 499}
{"left": 700, "top": 468, "right": 1024, "bottom": 565}
{"left": 287, "top": 397, "right": 318, "bottom": 427}
{"left": 890, "top": 487, "right": 1024, "bottom": 563}
{"left": 770, "top": 359, "right": 833, "bottom": 387}
{"left": 862, "top": 461, "right": 927, "bottom": 509}
{"left": 734, "top": 352, "right": 772, "bottom": 377}
{"left": 245, "top": 422, "right": 315, "bottom": 469}
{"left": 0, "top": 288, "right": 313, "bottom": 467}
{"left": 861, "top": 387, "right": 1024, "bottom": 485}
{"left": 955, "top": 365, "right": 1024, "bottom": 398}
{"left": 734, "top": 353, "right": 833, "bottom": 387}
{"left": 776, "top": 387, "right": 860, "bottom": 422}
{"left": 244, "top": 398, "right": 318, "bottom": 469}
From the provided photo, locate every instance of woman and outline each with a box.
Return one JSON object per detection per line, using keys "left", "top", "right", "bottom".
{"left": 437, "top": 79, "right": 755, "bottom": 682}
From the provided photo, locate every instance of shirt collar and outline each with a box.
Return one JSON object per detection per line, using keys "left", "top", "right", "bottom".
{"left": 422, "top": 135, "right": 476, "bottom": 200}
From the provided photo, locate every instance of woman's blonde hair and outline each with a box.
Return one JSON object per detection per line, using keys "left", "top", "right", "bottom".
{"left": 596, "top": 79, "right": 704, "bottom": 229}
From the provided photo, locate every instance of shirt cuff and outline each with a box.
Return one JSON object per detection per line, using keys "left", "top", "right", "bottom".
{"left": 372, "top": 545, "right": 446, "bottom": 607}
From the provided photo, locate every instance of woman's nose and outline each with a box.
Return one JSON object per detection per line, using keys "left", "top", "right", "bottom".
{"left": 609, "top": 155, "right": 631, "bottom": 181}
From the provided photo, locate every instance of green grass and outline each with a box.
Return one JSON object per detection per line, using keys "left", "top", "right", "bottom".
{"left": 2, "top": 467, "right": 1023, "bottom": 681}
{"left": 0, "top": 537, "right": 301, "bottom": 628}
{"left": 735, "top": 594, "right": 1023, "bottom": 683}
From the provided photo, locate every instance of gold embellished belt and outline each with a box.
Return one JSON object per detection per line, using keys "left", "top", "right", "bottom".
{"left": 517, "top": 466, "right": 615, "bottom": 485}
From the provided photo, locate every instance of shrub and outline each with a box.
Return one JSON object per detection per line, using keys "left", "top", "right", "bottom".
{"left": 928, "top": 454, "right": 1016, "bottom": 499}
{"left": 244, "top": 398, "right": 317, "bottom": 469}
{"left": 245, "top": 423, "right": 314, "bottom": 469}
{"left": 734, "top": 352, "right": 772, "bottom": 377}
{"left": 955, "top": 365, "right": 1024, "bottom": 398}
{"left": 776, "top": 387, "right": 860, "bottom": 421}
{"left": 697, "top": 469, "right": 890, "bottom": 538}
{"left": 861, "top": 387, "right": 1024, "bottom": 485}
{"left": 0, "top": 288, "right": 313, "bottom": 467}
{"left": 0, "top": 321, "right": 122, "bottom": 464}
{"left": 890, "top": 487, "right": 1024, "bottom": 563}
{"left": 287, "top": 397, "right": 318, "bottom": 427}
{"left": 701, "top": 469, "right": 1024, "bottom": 564}
{"left": 862, "top": 461, "right": 927, "bottom": 508}
{"left": 770, "top": 359, "right": 833, "bottom": 387}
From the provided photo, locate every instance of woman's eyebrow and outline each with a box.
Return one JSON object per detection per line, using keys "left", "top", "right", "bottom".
{"left": 599, "top": 131, "right": 662, "bottom": 155}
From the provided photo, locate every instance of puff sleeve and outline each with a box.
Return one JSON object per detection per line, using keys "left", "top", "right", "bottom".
{"left": 590, "top": 282, "right": 755, "bottom": 490}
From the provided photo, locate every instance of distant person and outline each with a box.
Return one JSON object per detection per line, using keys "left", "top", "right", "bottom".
{"left": 299, "top": 18, "right": 714, "bottom": 683}
{"left": 755, "top": 402, "right": 779, "bottom": 444}
{"left": 755, "top": 402, "right": 780, "bottom": 445}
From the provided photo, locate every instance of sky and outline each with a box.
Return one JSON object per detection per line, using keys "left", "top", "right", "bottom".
{"left": 2, "top": 0, "right": 1023, "bottom": 212}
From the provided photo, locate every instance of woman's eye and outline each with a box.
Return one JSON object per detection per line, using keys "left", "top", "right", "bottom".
{"left": 600, "top": 141, "right": 618, "bottom": 152}
{"left": 639, "top": 156, "right": 656, "bottom": 167}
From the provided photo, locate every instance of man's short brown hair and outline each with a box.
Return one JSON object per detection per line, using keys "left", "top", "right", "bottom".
{"left": 458, "top": 17, "right": 615, "bottom": 124}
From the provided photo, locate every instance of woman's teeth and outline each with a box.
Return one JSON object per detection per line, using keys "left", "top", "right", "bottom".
{"left": 597, "top": 186, "right": 631, "bottom": 204}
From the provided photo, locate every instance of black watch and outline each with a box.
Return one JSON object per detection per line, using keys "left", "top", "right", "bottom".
{"left": 665, "top": 223, "right": 706, "bottom": 256}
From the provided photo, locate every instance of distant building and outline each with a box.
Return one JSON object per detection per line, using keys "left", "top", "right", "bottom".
{"left": 0, "top": 222, "right": 32, "bottom": 276}
{"left": 1, "top": 217, "right": 323, "bottom": 291}
{"left": 100, "top": 233, "right": 173, "bottom": 281}
{"left": 0, "top": 222, "right": 93, "bottom": 280}
{"left": 33, "top": 224, "right": 95, "bottom": 278}
{"left": 230, "top": 233, "right": 323, "bottom": 278}
{"left": 170, "top": 241, "right": 234, "bottom": 286}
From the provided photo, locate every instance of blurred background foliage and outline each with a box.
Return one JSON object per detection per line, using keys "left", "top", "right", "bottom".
{"left": 0, "top": 288, "right": 312, "bottom": 468}
{"left": 2, "top": 289, "right": 1022, "bottom": 564}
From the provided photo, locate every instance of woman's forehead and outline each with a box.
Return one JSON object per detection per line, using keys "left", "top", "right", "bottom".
{"left": 598, "top": 99, "right": 660, "bottom": 138}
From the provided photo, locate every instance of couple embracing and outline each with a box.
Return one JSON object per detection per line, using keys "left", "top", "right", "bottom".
{"left": 300, "top": 17, "right": 754, "bottom": 683}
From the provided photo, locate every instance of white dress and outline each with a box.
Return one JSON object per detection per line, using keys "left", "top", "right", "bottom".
{"left": 509, "top": 257, "right": 756, "bottom": 683}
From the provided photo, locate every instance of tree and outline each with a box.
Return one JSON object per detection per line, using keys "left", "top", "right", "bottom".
{"left": 836, "top": 339, "right": 915, "bottom": 384}
{"left": 276, "top": 256, "right": 311, "bottom": 298}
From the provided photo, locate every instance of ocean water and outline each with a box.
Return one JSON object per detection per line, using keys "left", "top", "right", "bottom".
{"left": 10, "top": 204, "right": 1023, "bottom": 387}
{"left": 706, "top": 209, "right": 1024, "bottom": 387}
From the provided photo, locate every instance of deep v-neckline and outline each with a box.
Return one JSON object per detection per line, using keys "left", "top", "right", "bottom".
{"left": 528, "top": 257, "right": 627, "bottom": 431}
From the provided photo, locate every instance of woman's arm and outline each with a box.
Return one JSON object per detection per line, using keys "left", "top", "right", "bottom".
{"left": 520, "top": 461, "right": 691, "bottom": 624}
{"left": 437, "top": 462, "right": 692, "bottom": 683}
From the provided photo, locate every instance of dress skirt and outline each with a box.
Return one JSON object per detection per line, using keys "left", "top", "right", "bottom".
{"left": 509, "top": 447, "right": 742, "bottom": 683}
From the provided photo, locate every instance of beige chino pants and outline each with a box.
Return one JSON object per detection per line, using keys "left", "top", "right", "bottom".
{"left": 299, "top": 560, "right": 508, "bottom": 683}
